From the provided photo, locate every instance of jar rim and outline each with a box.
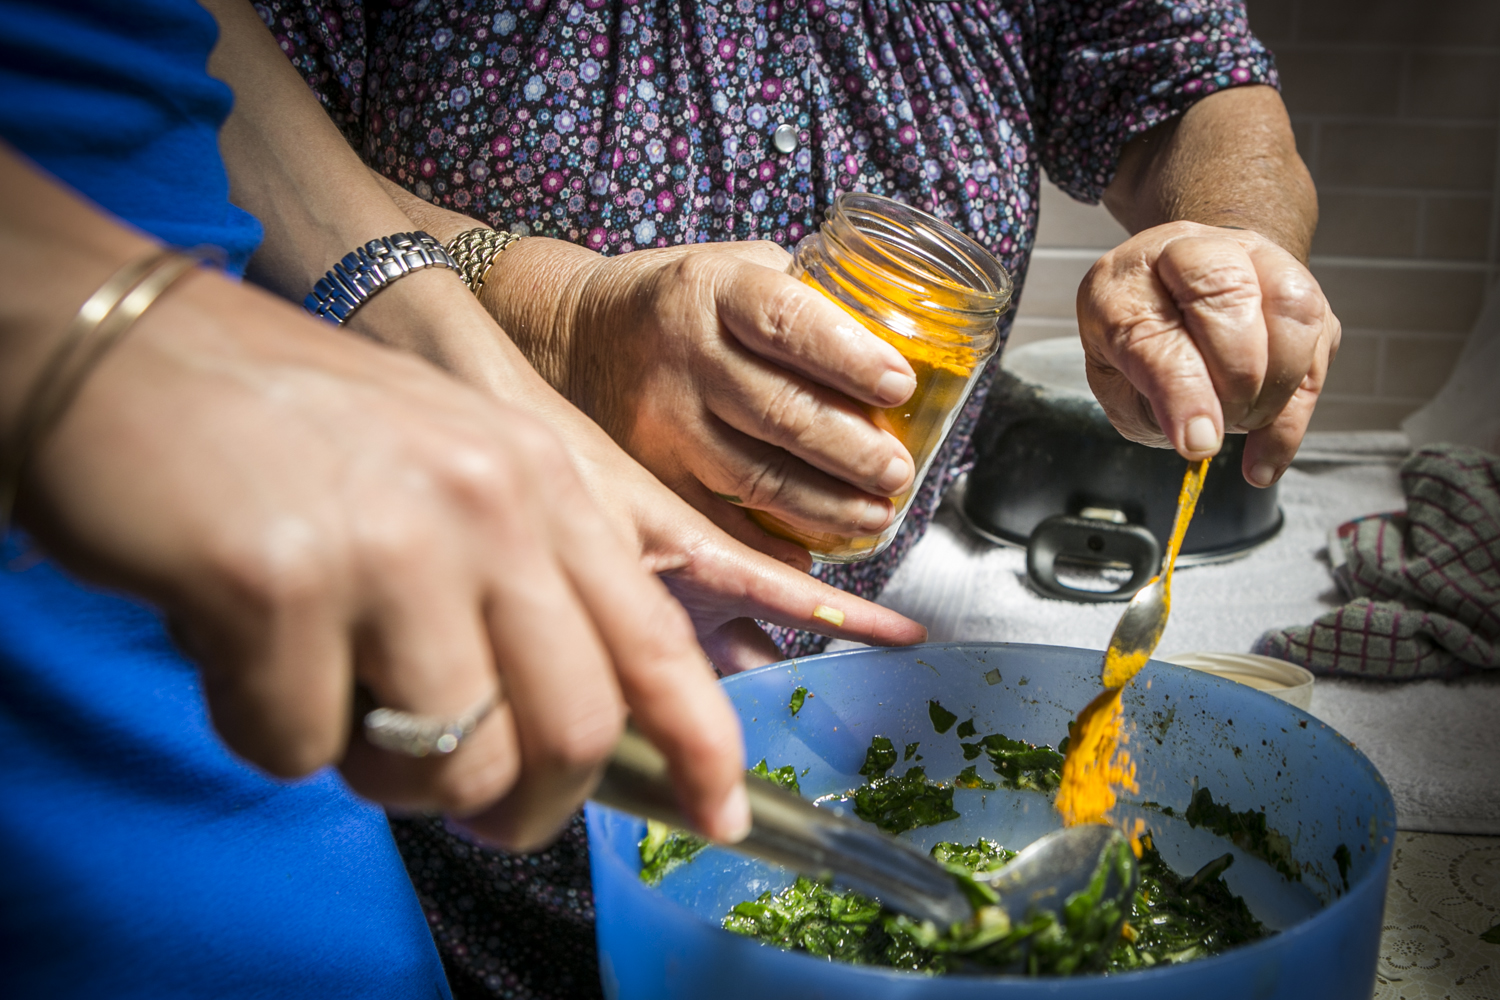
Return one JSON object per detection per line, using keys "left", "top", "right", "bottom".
{"left": 825, "top": 192, "right": 1012, "bottom": 320}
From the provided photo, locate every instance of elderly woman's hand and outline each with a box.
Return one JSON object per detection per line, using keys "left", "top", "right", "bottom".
{"left": 1077, "top": 86, "right": 1339, "bottom": 486}
{"left": 478, "top": 236, "right": 921, "bottom": 542}
{"left": 1077, "top": 223, "right": 1339, "bottom": 487}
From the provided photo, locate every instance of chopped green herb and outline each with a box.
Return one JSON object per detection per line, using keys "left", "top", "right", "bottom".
{"left": 956, "top": 718, "right": 977, "bottom": 739}
{"left": 928, "top": 700, "right": 958, "bottom": 734}
{"left": 725, "top": 830, "right": 1241, "bottom": 976}
{"left": 723, "top": 876, "right": 913, "bottom": 968}
{"left": 954, "top": 765, "right": 997, "bottom": 790}
{"left": 977, "top": 732, "right": 1065, "bottom": 792}
{"left": 1184, "top": 788, "right": 1301, "bottom": 882}
{"left": 1106, "top": 836, "right": 1267, "bottom": 970}
{"left": 676, "top": 736, "right": 1271, "bottom": 978}
{"left": 859, "top": 735, "right": 898, "bottom": 779}
{"left": 638, "top": 820, "right": 707, "bottom": 886}
{"left": 960, "top": 742, "right": 982, "bottom": 760}
{"left": 930, "top": 838, "right": 1016, "bottom": 874}
{"left": 789, "top": 686, "right": 808, "bottom": 716}
{"left": 1480, "top": 924, "right": 1500, "bottom": 945}
{"left": 1333, "top": 844, "right": 1352, "bottom": 891}
{"left": 903, "top": 741, "right": 920, "bottom": 761}
{"left": 751, "top": 758, "right": 801, "bottom": 795}
{"left": 851, "top": 766, "right": 959, "bottom": 835}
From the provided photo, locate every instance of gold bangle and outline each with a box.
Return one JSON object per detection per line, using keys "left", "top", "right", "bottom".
{"left": 445, "top": 227, "right": 522, "bottom": 296}
{"left": 0, "top": 248, "right": 213, "bottom": 530}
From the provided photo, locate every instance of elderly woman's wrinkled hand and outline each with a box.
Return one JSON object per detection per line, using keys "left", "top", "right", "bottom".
{"left": 563, "top": 240, "right": 920, "bottom": 539}
{"left": 1075, "top": 221, "right": 1341, "bottom": 486}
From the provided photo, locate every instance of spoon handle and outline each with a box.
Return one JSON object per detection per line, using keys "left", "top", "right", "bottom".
{"left": 592, "top": 728, "right": 975, "bottom": 926}
{"left": 1162, "top": 457, "right": 1211, "bottom": 582}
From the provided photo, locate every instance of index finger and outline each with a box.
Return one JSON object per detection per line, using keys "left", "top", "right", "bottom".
{"left": 1078, "top": 248, "right": 1226, "bottom": 459}
{"left": 1153, "top": 236, "right": 1270, "bottom": 431}
{"left": 541, "top": 460, "right": 751, "bottom": 844}
{"left": 717, "top": 260, "right": 918, "bottom": 409}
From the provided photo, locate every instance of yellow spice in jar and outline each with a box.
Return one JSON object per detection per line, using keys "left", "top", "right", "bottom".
{"left": 749, "top": 269, "right": 985, "bottom": 560}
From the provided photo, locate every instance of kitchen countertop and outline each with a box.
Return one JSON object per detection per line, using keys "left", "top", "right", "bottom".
{"left": 827, "top": 446, "right": 1500, "bottom": 996}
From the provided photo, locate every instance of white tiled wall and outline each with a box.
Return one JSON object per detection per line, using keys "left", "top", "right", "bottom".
{"left": 1010, "top": 0, "right": 1500, "bottom": 432}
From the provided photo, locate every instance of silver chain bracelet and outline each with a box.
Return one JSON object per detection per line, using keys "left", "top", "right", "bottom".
{"left": 303, "top": 231, "right": 458, "bottom": 325}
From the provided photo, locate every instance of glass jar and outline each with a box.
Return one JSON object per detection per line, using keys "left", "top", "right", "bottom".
{"left": 750, "top": 193, "right": 1012, "bottom": 562}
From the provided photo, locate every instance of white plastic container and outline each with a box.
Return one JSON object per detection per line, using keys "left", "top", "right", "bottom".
{"left": 1161, "top": 652, "right": 1315, "bottom": 710}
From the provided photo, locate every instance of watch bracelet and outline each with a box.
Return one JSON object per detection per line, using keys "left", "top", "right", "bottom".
{"left": 304, "top": 231, "right": 458, "bottom": 325}
{"left": 445, "top": 227, "right": 522, "bottom": 296}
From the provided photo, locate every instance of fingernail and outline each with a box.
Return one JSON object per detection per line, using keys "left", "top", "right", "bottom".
{"left": 1185, "top": 416, "right": 1221, "bottom": 455}
{"left": 714, "top": 781, "right": 751, "bottom": 844}
{"left": 1249, "top": 462, "right": 1278, "bottom": 487}
{"left": 875, "top": 455, "right": 912, "bottom": 493}
{"left": 874, "top": 370, "right": 917, "bottom": 407}
{"left": 859, "top": 500, "right": 894, "bottom": 533}
{"left": 812, "top": 604, "right": 846, "bottom": 627}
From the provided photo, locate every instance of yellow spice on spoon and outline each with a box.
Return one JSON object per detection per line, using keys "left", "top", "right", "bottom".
{"left": 1055, "top": 458, "right": 1211, "bottom": 850}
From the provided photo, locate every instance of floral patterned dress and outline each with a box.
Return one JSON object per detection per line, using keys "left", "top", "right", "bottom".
{"left": 261, "top": 0, "right": 1275, "bottom": 995}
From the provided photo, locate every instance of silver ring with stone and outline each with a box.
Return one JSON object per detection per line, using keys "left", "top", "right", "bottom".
{"left": 363, "top": 690, "right": 499, "bottom": 757}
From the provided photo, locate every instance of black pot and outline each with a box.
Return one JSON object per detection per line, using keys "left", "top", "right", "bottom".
{"left": 961, "top": 339, "right": 1283, "bottom": 602}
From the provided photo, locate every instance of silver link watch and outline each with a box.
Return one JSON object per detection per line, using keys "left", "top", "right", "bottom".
{"left": 303, "top": 231, "right": 459, "bottom": 325}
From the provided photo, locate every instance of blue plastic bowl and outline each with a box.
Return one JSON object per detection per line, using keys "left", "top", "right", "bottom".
{"left": 588, "top": 643, "right": 1395, "bottom": 999}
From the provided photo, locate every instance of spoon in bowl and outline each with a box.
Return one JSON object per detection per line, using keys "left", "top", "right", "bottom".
{"left": 593, "top": 728, "right": 1138, "bottom": 937}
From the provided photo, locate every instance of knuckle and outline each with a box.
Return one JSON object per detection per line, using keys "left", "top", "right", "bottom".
{"left": 1261, "top": 270, "right": 1326, "bottom": 330}
{"left": 437, "top": 443, "right": 524, "bottom": 511}
{"left": 635, "top": 599, "right": 701, "bottom": 670}
{"left": 732, "top": 449, "right": 795, "bottom": 510}
{"left": 535, "top": 702, "right": 625, "bottom": 775}
{"left": 207, "top": 519, "right": 338, "bottom": 617}
{"left": 757, "top": 378, "right": 818, "bottom": 442}
{"left": 1325, "top": 315, "right": 1344, "bottom": 359}
{"left": 1174, "top": 261, "right": 1260, "bottom": 313}
{"left": 756, "top": 280, "right": 817, "bottom": 354}
{"left": 667, "top": 251, "right": 718, "bottom": 295}
{"left": 745, "top": 239, "right": 793, "bottom": 268}
{"left": 432, "top": 746, "right": 522, "bottom": 816}
{"left": 355, "top": 511, "right": 440, "bottom": 579}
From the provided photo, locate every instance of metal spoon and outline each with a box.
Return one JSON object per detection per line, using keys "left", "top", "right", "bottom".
{"left": 593, "top": 728, "right": 1137, "bottom": 932}
{"left": 1101, "top": 457, "right": 1210, "bottom": 688}
{"left": 975, "top": 822, "right": 1137, "bottom": 930}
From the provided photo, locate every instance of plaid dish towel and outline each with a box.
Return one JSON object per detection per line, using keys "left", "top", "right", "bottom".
{"left": 1254, "top": 444, "right": 1500, "bottom": 679}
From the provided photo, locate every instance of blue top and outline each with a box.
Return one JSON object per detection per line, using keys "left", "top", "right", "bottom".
{"left": 0, "top": 1, "right": 450, "bottom": 995}
{"left": 0, "top": 0, "right": 262, "bottom": 271}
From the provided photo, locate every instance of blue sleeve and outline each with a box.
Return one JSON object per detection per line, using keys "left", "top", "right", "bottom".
{"left": 0, "top": 0, "right": 264, "bottom": 273}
